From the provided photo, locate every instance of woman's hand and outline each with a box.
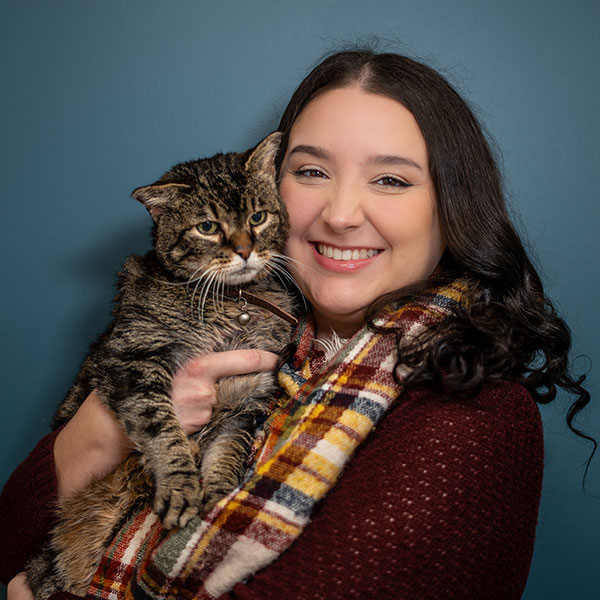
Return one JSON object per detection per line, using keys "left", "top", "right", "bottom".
{"left": 171, "top": 350, "right": 279, "bottom": 435}
{"left": 54, "top": 390, "right": 136, "bottom": 499}
{"left": 7, "top": 573, "right": 34, "bottom": 600}
{"left": 53, "top": 350, "right": 279, "bottom": 498}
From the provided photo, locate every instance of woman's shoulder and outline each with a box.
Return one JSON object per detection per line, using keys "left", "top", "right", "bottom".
{"left": 390, "top": 380, "right": 542, "bottom": 439}
{"left": 400, "top": 378, "right": 536, "bottom": 405}
{"left": 361, "top": 380, "right": 544, "bottom": 489}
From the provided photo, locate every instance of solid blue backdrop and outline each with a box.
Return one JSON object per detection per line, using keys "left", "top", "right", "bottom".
{"left": 1, "top": 1, "right": 598, "bottom": 598}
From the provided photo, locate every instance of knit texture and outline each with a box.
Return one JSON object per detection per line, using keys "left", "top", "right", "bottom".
{"left": 84, "top": 281, "right": 465, "bottom": 599}
{"left": 0, "top": 428, "right": 61, "bottom": 584}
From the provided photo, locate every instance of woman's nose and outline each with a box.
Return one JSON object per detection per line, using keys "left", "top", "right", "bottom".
{"left": 320, "top": 185, "right": 364, "bottom": 232}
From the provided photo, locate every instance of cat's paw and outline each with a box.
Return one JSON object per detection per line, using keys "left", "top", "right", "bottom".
{"left": 153, "top": 474, "right": 200, "bottom": 529}
{"left": 199, "top": 484, "right": 235, "bottom": 516}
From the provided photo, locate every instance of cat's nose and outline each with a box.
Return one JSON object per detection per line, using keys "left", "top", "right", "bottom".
{"left": 234, "top": 246, "right": 252, "bottom": 259}
{"left": 230, "top": 231, "right": 253, "bottom": 260}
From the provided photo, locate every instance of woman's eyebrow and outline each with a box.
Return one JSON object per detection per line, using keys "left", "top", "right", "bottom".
{"left": 367, "top": 154, "right": 423, "bottom": 171}
{"left": 287, "top": 146, "right": 423, "bottom": 172}
{"left": 287, "top": 145, "right": 333, "bottom": 161}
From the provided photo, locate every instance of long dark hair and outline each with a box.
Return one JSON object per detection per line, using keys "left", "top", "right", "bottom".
{"left": 276, "top": 49, "right": 595, "bottom": 464}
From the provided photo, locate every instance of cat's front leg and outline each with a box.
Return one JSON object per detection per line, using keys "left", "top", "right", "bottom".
{"left": 197, "top": 411, "right": 257, "bottom": 514}
{"left": 104, "top": 363, "right": 200, "bottom": 529}
{"left": 146, "top": 429, "right": 200, "bottom": 529}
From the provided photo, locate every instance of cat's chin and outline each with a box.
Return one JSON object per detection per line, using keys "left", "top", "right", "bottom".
{"left": 224, "top": 269, "right": 263, "bottom": 286}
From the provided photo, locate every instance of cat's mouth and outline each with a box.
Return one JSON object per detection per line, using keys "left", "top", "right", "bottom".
{"left": 224, "top": 255, "right": 269, "bottom": 284}
{"left": 225, "top": 266, "right": 261, "bottom": 285}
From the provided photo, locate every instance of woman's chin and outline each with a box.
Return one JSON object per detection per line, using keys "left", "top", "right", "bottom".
{"left": 307, "top": 294, "right": 371, "bottom": 337}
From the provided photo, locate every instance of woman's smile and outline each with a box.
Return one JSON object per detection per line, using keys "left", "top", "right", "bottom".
{"left": 311, "top": 242, "right": 383, "bottom": 272}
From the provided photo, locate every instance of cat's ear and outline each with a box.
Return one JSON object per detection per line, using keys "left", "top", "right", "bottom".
{"left": 131, "top": 182, "right": 191, "bottom": 220}
{"left": 244, "top": 132, "right": 282, "bottom": 178}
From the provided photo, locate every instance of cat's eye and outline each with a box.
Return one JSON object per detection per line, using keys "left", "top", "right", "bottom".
{"left": 248, "top": 211, "right": 267, "bottom": 226}
{"left": 197, "top": 221, "right": 219, "bottom": 235}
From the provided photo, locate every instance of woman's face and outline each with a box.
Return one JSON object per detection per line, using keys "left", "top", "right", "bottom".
{"left": 279, "top": 85, "right": 445, "bottom": 338}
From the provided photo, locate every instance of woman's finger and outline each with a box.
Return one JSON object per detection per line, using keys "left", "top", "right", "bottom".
{"left": 184, "top": 349, "right": 280, "bottom": 381}
{"left": 170, "top": 350, "right": 280, "bottom": 435}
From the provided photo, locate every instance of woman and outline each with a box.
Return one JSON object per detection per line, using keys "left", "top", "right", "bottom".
{"left": 1, "top": 50, "right": 591, "bottom": 600}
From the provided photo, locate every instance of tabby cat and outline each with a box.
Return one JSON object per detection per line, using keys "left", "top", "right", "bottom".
{"left": 26, "top": 132, "right": 297, "bottom": 599}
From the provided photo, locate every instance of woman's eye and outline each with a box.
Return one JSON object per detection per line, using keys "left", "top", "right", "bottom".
{"left": 373, "top": 175, "right": 411, "bottom": 188}
{"left": 248, "top": 211, "right": 267, "bottom": 226}
{"left": 197, "top": 221, "right": 219, "bottom": 235}
{"left": 294, "top": 168, "right": 328, "bottom": 179}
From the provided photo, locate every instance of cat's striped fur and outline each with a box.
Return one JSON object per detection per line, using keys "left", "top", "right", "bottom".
{"left": 26, "top": 132, "right": 297, "bottom": 598}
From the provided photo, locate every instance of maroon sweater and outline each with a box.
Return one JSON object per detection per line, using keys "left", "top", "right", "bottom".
{"left": 0, "top": 381, "right": 543, "bottom": 600}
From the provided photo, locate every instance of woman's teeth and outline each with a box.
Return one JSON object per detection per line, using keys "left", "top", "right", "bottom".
{"left": 317, "top": 244, "right": 379, "bottom": 261}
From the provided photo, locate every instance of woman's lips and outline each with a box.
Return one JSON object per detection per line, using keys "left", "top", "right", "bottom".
{"left": 311, "top": 242, "right": 383, "bottom": 272}
{"left": 315, "top": 243, "right": 381, "bottom": 260}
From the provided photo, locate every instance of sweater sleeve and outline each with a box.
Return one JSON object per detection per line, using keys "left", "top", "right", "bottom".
{"left": 218, "top": 381, "right": 544, "bottom": 600}
{"left": 0, "top": 430, "right": 86, "bottom": 600}
{"left": 0, "top": 430, "right": 61, "bottom": 584}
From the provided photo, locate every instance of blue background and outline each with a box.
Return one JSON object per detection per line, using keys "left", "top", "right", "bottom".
{"left": 1, "top": 1, "right": 598, "bottom": 598}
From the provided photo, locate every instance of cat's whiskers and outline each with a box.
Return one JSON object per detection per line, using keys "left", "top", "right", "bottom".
{"left": 196, "top": 266, "right": 221, "bottom": 321}
{"left": 185, "top": 266, "right": 208, "bottom": 293}
{"left": 185, "top": 267, "right": 209, "bottom": 314}
{"left": 219, "top": 271, "right": 230, "bottom": 312}
{"left": 215, "top": 270, "right": 228, "bottom": 314}
{"left": 270, "top": 266, "right": 301, "bottom": 305}
{"left": 266, "top": 263, "right": 307, "bottom": 310}
{"left": 191, "top": 274, "right": 207, "bottom": 317}
{"left": 271, "top": 252, "right": 317, "bottom": 275}
{"left": 204, "top": 268, "right": 225, "bottom": 321}
{"left": 209, "top": 267, "right": 228, "bottom": 315}
{"left": 197, "top": 271, "right": 215, "bottom": 322}
{"left": 269, "top": 254, "right": 311, "bottom": 303}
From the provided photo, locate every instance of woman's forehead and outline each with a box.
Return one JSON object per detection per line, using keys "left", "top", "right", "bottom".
{"left": 287, "top": 86, "right": 429, "bottom": 166}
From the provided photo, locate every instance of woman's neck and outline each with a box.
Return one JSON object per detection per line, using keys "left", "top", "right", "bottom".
{"left": 313, "top": 310, "right": 363, "bottom": 342}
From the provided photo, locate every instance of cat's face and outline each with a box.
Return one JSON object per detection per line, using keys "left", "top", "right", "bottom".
{"left": 132, "top": 133, "right": 287, "bottom": 285}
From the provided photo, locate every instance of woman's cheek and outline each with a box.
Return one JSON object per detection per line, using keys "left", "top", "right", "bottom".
{"left": 281, "top": 180, "right": 312, "bottom": 243}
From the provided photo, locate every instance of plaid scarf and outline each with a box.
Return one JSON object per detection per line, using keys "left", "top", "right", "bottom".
{"left": 85, "top": 280, "right": 465, "bottom": 600}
